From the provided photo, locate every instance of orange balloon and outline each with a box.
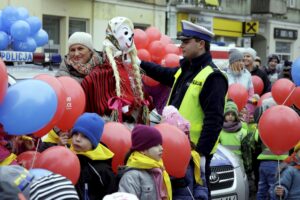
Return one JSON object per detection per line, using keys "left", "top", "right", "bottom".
{"left": 17, "top": 151, "right": 41, "bottom": 169}
{"left": 134, "top": 29, "right": 149, "bottom": 49}
{"left": 271, "top": 78, "right": 295, "bottom": 106}
{"left": 34, "top": 74, "right": 67, "bottom": 137}
{"left": 137, "top": 49, "right": 151, "bottom": 62}
{"left": 0, "top": 60, "right": 8, "bottom": 104}
{"left": 155, "top": 123, "right": 191, "bottom": 178}
{"left": 145, "top": 26, "right": 161, "bottom": 43}
{"left": 101, "top": 122, "right": 132, "bottom": 173}
{"left": 251, "top": 75, "right": 264, "bottom": 95}
{"left": 56, "top": 77, "right": 86, "bottom": 131}
{"left": 258, "top": 105, "right": 300, "bottom": 155}
{"left": 228, "top": 83, "right": 249, "bottom": 111}
{"left": 35, "top": 146, "right": 80, "bottom": 184}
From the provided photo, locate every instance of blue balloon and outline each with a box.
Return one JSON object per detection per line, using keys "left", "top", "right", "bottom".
{"left": 26, "top": 16, "right": 41, "bottom": 35}
{"left": 292, "top": 57, "right": 300, "bottom": 86}
{"left": 10, "top": 20, "right": 31, "bottom": 41}
{"left": 0, "top": 11, "right": 3, "bottom": 31}
{"left": 33, "top": 29, "right": 48, "bottom": 46}
{"left": 13, "top": 37, "right": 37, "bottom": 52}
{"left": 0, "top": 31, "right": 9, "bottom": 50}
{"left": 0, "top": 80, "right": 58, "bottom": 135}
{"left": 2, "top": 6, "right": 19, "bottom": 34}
{"left": 17, "top": 7, "right": 29, "bottom": 20}
{"left": 29, "top": 168, "right": 53, "bottom": 180}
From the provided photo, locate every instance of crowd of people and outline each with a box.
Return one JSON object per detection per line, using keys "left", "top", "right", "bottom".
{"left": 1, "top": 15, "right": 300, "bottom": 200}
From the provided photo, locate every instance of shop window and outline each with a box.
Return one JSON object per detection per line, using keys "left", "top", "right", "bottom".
{"left": 275, "top": 41, "right": 291, "bottom": 61}
{"left": 43, "top": 15, "right": 60, "bottom": 45}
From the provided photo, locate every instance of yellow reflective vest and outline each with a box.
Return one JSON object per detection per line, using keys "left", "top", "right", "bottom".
{"left": 167, "top": 66, "right": 224, "bottom": 154}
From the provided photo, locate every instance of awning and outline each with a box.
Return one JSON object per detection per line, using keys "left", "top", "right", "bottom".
{"left": 205, "top": 0, "right": 219, "bottom": 6}
{"left": 213, "top": 18, "right": 243, "bottom": 37}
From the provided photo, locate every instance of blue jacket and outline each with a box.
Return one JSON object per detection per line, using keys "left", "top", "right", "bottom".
{"left": 273, "top": 166, "right": 300, "bottom": 200}
{"left": 172, "top": 160, "right": 208, "bottom": 200}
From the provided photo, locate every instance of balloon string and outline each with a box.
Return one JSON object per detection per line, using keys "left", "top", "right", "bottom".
{"left": 282, "top": 86, "right": 296, "bottom": 105}
{"left": 30, "top": 138, "right": 40, "bottom": 169}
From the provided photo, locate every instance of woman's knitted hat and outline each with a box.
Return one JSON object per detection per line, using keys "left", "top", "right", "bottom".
{"left": 131, "top": 125, "right": 162, "bottom": 151}
{"left": 72, "top": 112, "right": 105, "bottom": 149}
{"left": 67, "top": 32, "right": 93, "bottom": 50}
{"left": 229, "top": 49, "right": 243, "bottom": 65}
{"left": 162, "top": 105, "right": 190, "bottom": 134}
{"left": 243, "top": 47, "right": 257, "bottom": 59}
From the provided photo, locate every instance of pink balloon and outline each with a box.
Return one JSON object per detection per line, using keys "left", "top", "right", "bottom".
{"left": 165, "top": 44, "right": 180, "bottom": 55}
{"left": 134, "top": 29, "right": 149, "bottom": 49}
{"left": 145, "top": 26, "right": 161, "bottom": 43}
{"left": 251, "top": 75, "right": 264, "bottom": 95}
{"left": 271, "top": 78, "right": 295, "bottom": 106}
{"left": 164, "top": 54, "right": 180, "bottom": 68}
{"left": 228, "top": 83, "right": 248, "bottom": 111}
{"left": 160, "top": 35, "right": 172, "bottom": 46}
{"left": 148, "top": 41, "right": 166, "bottom": 64}
{"left": 137, "top": 49, "right": 151, "bottom": 62}
{"left": 0, "top": 60, "right": 8, "bottom": 104}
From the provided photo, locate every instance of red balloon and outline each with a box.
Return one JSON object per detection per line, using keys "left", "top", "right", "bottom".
{"left": 0, "top": 60, "right": 8, "bottom": 104}
{"left": 56, "top": 77, "right": 86, "bottom": 131}
{"left": 34, "top": 74, "right": 67, "bottom": 137}
{"left": 271, "top": 78, "right": 295, "bottom": 106}
{"left": 137, "top": 49, "right": 151, "bottom": 62}
{"left": 148, "top": 41, "right": 166, "bottom": 64}
{"left": 134, "top": 29, "right": 149, "bottom": 50}
{"left": 292, "top": 87, "right": 300, "bottom": 109}
{"left": 101, "top": 122, "right": 131, "bottom": 173}
{"left": 17, "top": 151, "right": 41, "bottom": 169}
{"left": 251, "top": 75, "right": 264, "bottom": 95}
{"left": 165, "top": 44, "right": 180, "bottom": 55}
{"left": 155, "top": 123, "right": 191, "bottom": 178}
{"left": 258, "top": 105, "right": 300, "bottom": 155}
{"left": 142, "top": 75, "right": 160, "bottom": 87}
{"left": 160, "top": 35, "right": 172, "bottom": 46}
{"left": 228, "top": 83, "right": 249, "bottom": 111}
{"left": 164, "top": 54, "right": 180, "bottom": 68}
{"left": 145, "top": 26, "right": 161, "bottom": 43}
{"left": 257, "top": 92, "right": 272, "bottom": 107}
{"left": 35, "top": 146, "right": 80, "bottom": 184}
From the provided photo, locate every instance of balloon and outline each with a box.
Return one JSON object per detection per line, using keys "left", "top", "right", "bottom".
{"left": 134, "top": 29, "right": 149, "bottom": 49}
{"left": 0, "top": 11, "right": 3, "bottom": 31}
{"left": 0, "top": 80, "right": 58, "bottom": 135}
{"left": 142, "top": 75, "right": 160, "bottom": 87}
{"left": 292, "top": 57, "right": 300, "bottom": 86}
{"left": 137, "top": 49, "right": 151, "bottom": 62}
{"left": 17, "top": 7, "right": 29, "bottom": 20}
{"left": 35, "top": 146, "right": 80, "bottom": 184}
{"left": 10, "top": 20, "right": 31, "bottom": 41}
{"left": 155, "top": 123, "right": 191, "bottom": 178}
{"left": 164, "top": 53, "right": 180, "bottom": 68}
{"left": 26, "top": 16, "right": 42, "bottom": 35}
{"left": 258, "top": 105, "right": 300, "bottom": 155}
{"left": 0, "top": 31, "right": 9, "bottom": 50}
{"left": 17, "top": 151, "right": 41, "bottom": 169}
{"left": 228, "top": 83, "right": 249, "bottom": 111}
{"left": 56, "top": 77, "right": 86, "bottom": 131}
{"left": 292, "top": 87, "right": 300, "bottom": 109}
{"left": 145, "top": 26, "right": 161, "bottom": 43}
{"left": 29, "top": 168, "right": 52, "bottom": 180}
{"left": 257, "top": 92, "right": 272, "bottom": 107}
{"left": 160, "top": 35, "right": 172, "bottom": 46}
{"left": 33, "top": 29, "right": 49, "bottom": 46}
{"left": 0, "top": 60, "right": 8, "bottom": 103}
{"left": 148, "top": 41, "right": 166, "bottom": 64}
{"left": 2, "top": 6, "right": 19, "bottom": 34}
{"left": 101, "top": 122, "right": 132, "bottom": 173}
{"left": 13, "top": 37, "right": 37, "bottom": 52}
{"left": 271, "top": 78, "right": 295, "bottom": 106}
{"left": 34, "top": 74, "right": 67, "bottom": 137}
{"left": 251, "top": 75, "right": 264, "bottom": 95}
{"left": 165, "top": 44, "right": 180, "bottom": 55}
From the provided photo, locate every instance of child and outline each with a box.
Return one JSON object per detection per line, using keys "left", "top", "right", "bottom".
{"left": 70, "top": 112, "right": 117, "bottom": 200}
{"left": 219, "top": 100, "right": 247, "bottom": 163}
{"left": 162, "top": 105, "right": 208, "bottom": 200}
{"left": 273, "top": 142, "right": 300, "bottom": 199}
{"left": 118, "top": 125, "right": 172, "bottom": 200}
{"left": 38, "top": 127, "right": 71, "bottom": 152}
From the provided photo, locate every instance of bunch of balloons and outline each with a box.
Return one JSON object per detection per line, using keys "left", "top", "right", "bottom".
{"left": 0, "top": 6, "right": 49, "bottom": 52}
{"left": 134, "top": 27, "right": 182, "bottom": 86}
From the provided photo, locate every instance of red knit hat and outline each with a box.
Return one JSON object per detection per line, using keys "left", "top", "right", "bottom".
{"left": 131, "top": 125, "right": 162, "bottom": 151}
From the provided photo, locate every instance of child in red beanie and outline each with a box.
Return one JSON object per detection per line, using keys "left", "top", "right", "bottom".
{"left": 118, "top": 124, "right": 172, "bottom": 200}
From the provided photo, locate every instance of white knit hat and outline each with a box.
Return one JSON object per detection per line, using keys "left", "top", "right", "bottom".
{"left": 243, "top": 47, "right": 257, "bottom": 59}
{"left": 67, "top": 32, "right": 93, "bottom": 50}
